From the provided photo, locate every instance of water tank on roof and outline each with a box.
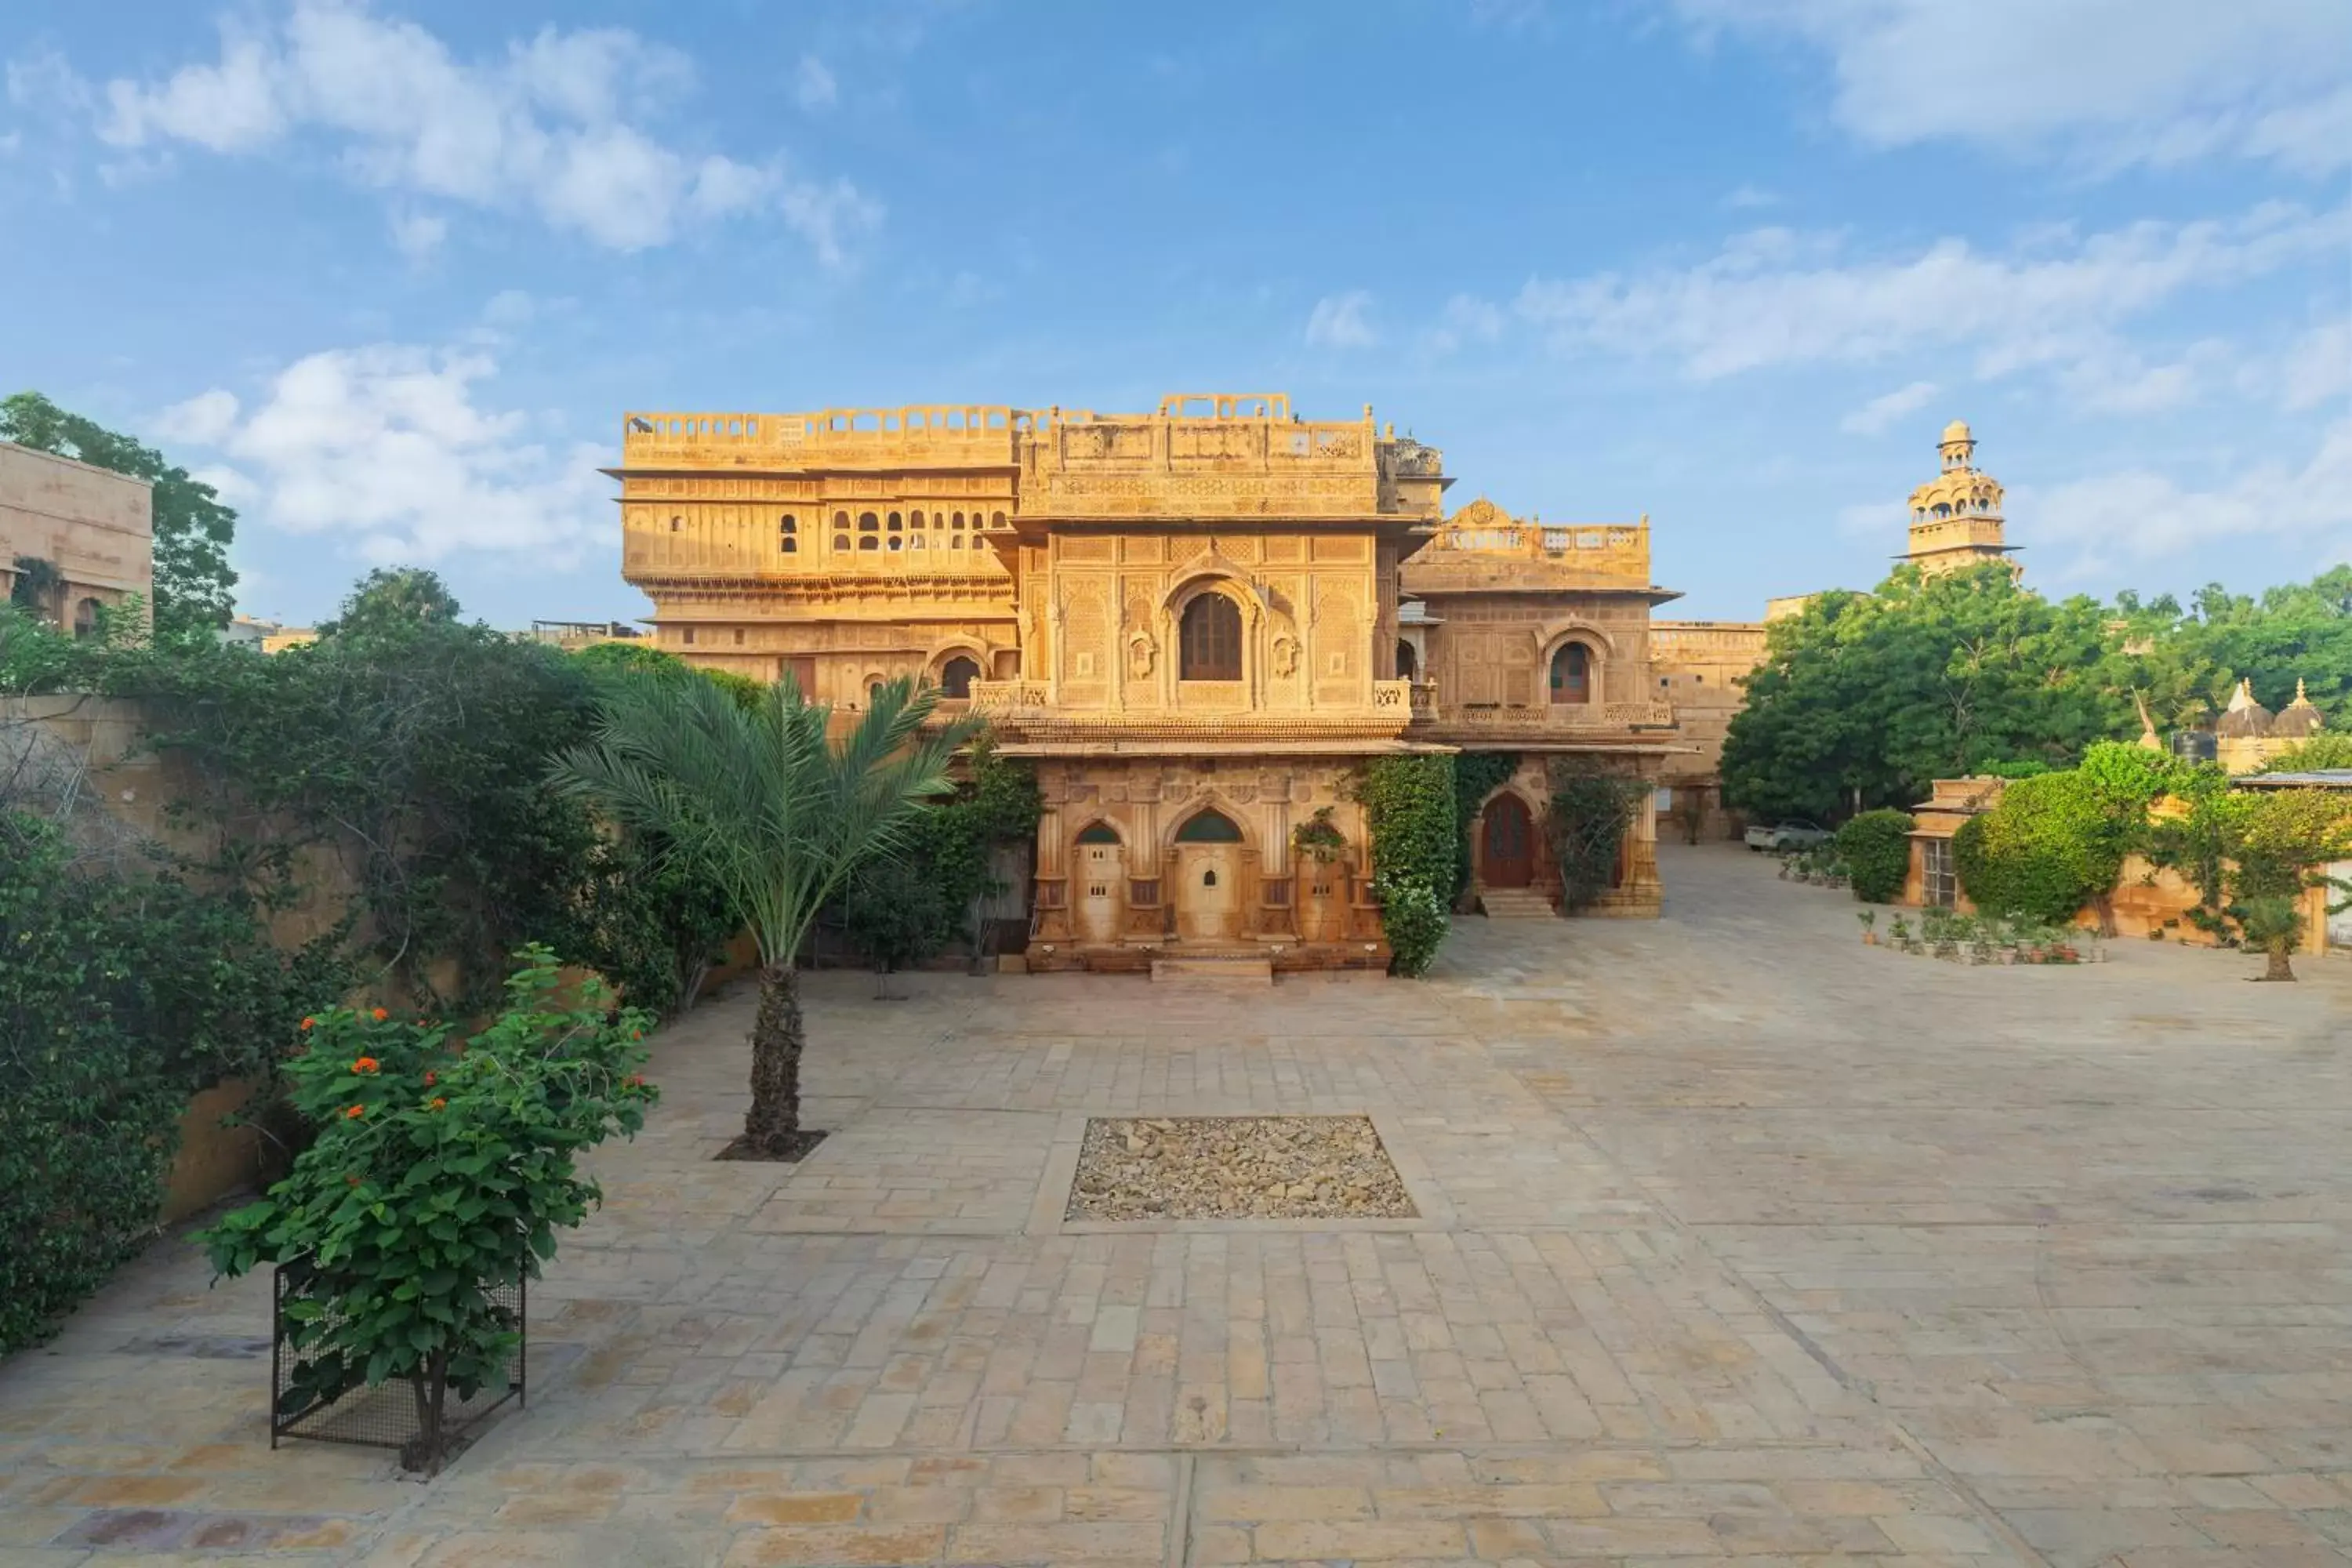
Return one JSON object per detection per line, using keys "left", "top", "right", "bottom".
{"left": 2169, "top": 730, "right": 2217, "bottom": 763}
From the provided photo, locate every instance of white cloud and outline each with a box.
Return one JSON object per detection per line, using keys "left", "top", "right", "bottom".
{"left": 389, "top": 208, "right": 446, "bottom": 260}
{"left": 155, "top": 387, "right": 242, "bottom": 445}
{"left": 1671, "top": 0, "right": 2352, "bottom": 174}
{"left": 794, "top": 55, "right": 838, "bottom": 113}
{"left": 2275, "top": 321, "right": 2351, "bottom": 412}
{"left": 1513, "top": 203, "right": 2346, "bottom": 387}
{"left": 2025, "top": 417, "right": 2352, "bottom": 579}
{"left": 1424, "top": 293, "right": 1505, "bottom": 355}
{"left": 162, "top": 344, "right": 611, "bottom": 567}
{"left": 1305, "top": 290, "right": 1377, "bottom": 350}
{"left": 1839, "top": 379, "right": 1938, "bottom": 434}
{"left": 82, "top": 0, "right": 876, "bottom": 259}
{"left": 1723, "top": 183, "right": 1778, "bottom": 210}
{"left": 188, "top": 463, "right": 259, "bottom": 506}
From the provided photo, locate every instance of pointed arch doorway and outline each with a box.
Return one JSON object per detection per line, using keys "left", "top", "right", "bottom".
{"left": 1172, "top": 808, "right": 1246, "bottom": 942}
{"left": 1481, "top": 794, "right": 1534, "bottom": 888}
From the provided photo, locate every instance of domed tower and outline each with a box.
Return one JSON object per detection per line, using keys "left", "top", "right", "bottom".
{"left": 1904, "top": 419, "right": 2020, "bottom": 579}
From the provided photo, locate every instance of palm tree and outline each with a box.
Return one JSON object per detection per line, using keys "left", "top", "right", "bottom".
{"left": 553, "top": 672, "right": 976, "bottom": 1158}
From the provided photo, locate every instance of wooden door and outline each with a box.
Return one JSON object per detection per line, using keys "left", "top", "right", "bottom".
{"left": 1482, "top": 794, "right": 1534, "bottom": 888}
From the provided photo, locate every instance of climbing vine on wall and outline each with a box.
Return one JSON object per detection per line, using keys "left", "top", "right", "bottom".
{"left": 1450, "top": 752, "right": 1519, "bottom": 906}
{"left": 1352, "top": 754, "right": 1457, "bottom": 977}
{"left": 1544, "top": 763, "right": 1646, "bottom": 913}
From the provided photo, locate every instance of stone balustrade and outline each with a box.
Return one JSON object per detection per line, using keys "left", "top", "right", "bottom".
{"left": 1411, "top": 699, "right": 1676, "bottom": 731}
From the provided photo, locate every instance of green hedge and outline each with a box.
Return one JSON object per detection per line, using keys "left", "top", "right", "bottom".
{"left": 1355, "top": 755, "right": 1457, "bottom": 976}
{"left": 1952, "top": 772, "right": 2107, "bottom": 924}
{"left": 1834, "top": 809, "right": 1915, "bottom": 903}
{"left": 1, "top": 812, "right": 343, "bottom": 1354}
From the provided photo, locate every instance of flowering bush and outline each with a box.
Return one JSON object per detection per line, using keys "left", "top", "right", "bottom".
{"left": 200, "top": 946, "right": 655, "bottom": 1469}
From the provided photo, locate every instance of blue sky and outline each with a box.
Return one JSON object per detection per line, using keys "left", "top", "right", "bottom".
{"left": 4, "top": 0, "right": 2347, "bottom": 628}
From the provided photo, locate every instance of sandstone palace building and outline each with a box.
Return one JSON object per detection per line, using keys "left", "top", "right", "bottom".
{"left": 614, "top": 394, "right": 1680, "bottom": 973}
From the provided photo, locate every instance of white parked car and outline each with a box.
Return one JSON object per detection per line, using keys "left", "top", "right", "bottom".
{"left": 1746, "top": 819, "right": 1832, "bottom": 852}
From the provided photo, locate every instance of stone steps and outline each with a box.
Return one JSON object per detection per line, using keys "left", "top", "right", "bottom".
{"left": 1151, "top": 954, "right": 1276, "bottom": 985}
{"left": 1480, "top": 887, "right": 1558, "bottom": 919}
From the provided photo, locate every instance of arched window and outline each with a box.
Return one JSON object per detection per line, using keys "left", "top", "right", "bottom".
{"left": 670, "top": 515, "right": 681, "bottom": 532}
{"left": 989, "top": 510, "right": 1007, "bottom": 530}
{"left": 1549, "top": 641, "right": 1592, "bottom": 705}
{"left": 951, "top": 511, "right": 964, "bottom": 529}
{"left": 833, "top": 532, "right": 851, "bottom": 551}
{"left": 1179, "top": 593, "right": 1243, "bottom": 681}
{"left": 858, "top": 512, "right": 880, "bottom": 551}
{"left": 910, "top": 510, "right": 924, "bottom": 529}
{"left": 866, "top": 680, "right": 884, "bottom": 704}
{"left": 950, "top": 535, "right": 964, "bottom": 549}
{"left": 939, "top": 655, "right": 980, "bottom": 698}
{"left": 1076, "top": 821, "right": 1122, "bottom": 845}
{"left": 72, "top": 597, "right": 102, "bottom": 639}
{"left": 1396, "top": 639, "right": 1417, "bottom": 680}
{"left": 779, "top": 514, "right": 797, "bottom": 553}
{"left": 1174, "top": 808, "right": 1243, "bottom": 844}
{"left": 887, "top": 511, "right": 902, "bottom": 532}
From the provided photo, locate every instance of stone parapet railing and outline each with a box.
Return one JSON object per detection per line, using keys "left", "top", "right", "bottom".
{"left": 1413, "top": 700, "right": 1677, "bottom": 731}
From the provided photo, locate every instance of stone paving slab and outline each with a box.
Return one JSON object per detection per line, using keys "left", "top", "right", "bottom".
{"left": 2, "top": 844, "right": 2346, "bottom": 1565}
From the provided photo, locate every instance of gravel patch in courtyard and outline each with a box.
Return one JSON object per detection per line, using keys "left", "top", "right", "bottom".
{"left": 1066, "top": 1114, "right": 1417, "bottom": 1221}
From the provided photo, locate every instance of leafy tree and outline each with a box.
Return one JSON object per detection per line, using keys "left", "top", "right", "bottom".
{"left": 551, "top": 675, "right": 975, "bottom": 1159}
{"left": 320, "top": 567, "right": 465, "bottom": 638}
{"left": 199, "top": 951, "right": 655, "bottom": 1471}
{"left": 2227, "top": 789, "right": 2352, "bottom": 982}
{"left": 1724, "top": 565, "right": 2134, "bottom": 823}
{"left": 0, "top": 392, "right": 238, "bottom": 641}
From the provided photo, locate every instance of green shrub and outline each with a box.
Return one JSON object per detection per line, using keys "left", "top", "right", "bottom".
{"left": 0, "top": 811, "right": 344, "bottom": 1355}
{"left": 200, "top": 949, "right": 654, "bottom": 1471}
{"left": 1354, "top": 755, "right": 1457, "bottom": 975}
{"left": 1835, "top": 809, "right": 1915, "bottom": 902}
{"left": 1951, "top": 773, "right": 2101, "bottom": 924}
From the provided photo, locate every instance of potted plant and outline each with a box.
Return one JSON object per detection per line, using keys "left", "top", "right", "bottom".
{"left": 199, "top": 949, "right": 656, "bottom": 1473}
{"left": 1857, "top": 910, "right": 1878, "bottom": 946}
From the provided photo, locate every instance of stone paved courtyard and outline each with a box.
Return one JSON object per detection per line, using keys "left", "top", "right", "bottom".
{"left": 3, "top": 843, "right": 2348, "bottom": 1566}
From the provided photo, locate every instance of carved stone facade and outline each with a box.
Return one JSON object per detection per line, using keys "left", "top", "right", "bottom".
{"left": 1399, "top": 499, "right": 1681, "bottom": 913}
{"left": 615, "top": 394, "right": 1682, "bottom": 971}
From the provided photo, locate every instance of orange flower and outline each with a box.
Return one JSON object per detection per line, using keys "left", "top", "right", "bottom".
{"left": 423, "top": 1069, "right": 437, "bottom": 1087}
{"left": 429, "top": 1097, "right": 447, "bottom": 1111}
{"left": 626, "top": 1074, "right": 644, "bottom": 1088}
{"left": 371, "top": 1007, "right": 389, "bottom": 1022}
{"left": 630, "top": 1030, "right": 643, "bottom": 1040}
{"left": 300, "top": 1016, "right": 316, "bottom": 1032}
{"left": 351, "top": 1056, "right": 379, "bottom": 1075}
{"left": 343, "top": 1105, "right": 365, "bottom": 1120}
